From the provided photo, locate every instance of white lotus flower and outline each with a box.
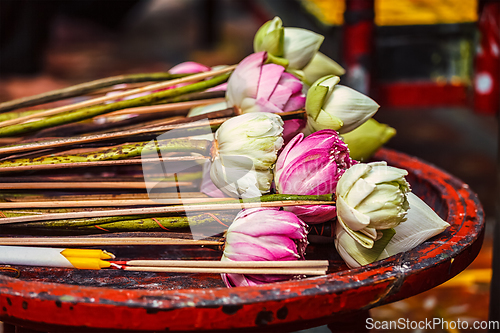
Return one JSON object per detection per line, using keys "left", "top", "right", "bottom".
{"left": 335, "top": 192, "right": 450, "bottom": 268}
{"left": 336, "top": 161, "right": 410, "bottom": 249}
{"left": 210, "top": 113, "right": 284, "bottom": 198}
{"left": 305, "top": 75, "right": 380, "bottom": 134}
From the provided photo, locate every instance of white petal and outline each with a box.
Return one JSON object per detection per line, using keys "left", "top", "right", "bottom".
{"left": 336, "top": 196, "right": 370, "bottom": 231}
{"left": 187, "top": 101, "right": 228, "bottom": 117}
{"left": 283, "top": 27, "right": 324, "bottom": 70}
{"left": 322, "top": 85, "right": 380, "bottom": 133}
{"left": 344, "top": 178, "right": 376, "bottom": 207}
{"left": 378, "top": 193, "right": 450, "bottom": 259}
{"left": 336, "top": 163, "right": 372, "bottom": 196}
{"left": 302, "top": 52, "right": 345, "bottom": 85}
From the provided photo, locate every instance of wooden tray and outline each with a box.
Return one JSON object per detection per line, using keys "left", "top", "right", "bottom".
{"left": 0, "top": 148, "right": 485, "bottom": 332}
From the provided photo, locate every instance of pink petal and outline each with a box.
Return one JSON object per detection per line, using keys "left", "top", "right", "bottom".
{"left": 283, "top": 119, "right": 306, "bottom": 145}
{"left": 169, "top": 61, "right": 211, "bottom": 74}
{"left": 206, "top": 82, "right": 227, "bottom": 92}
{"left": 277, "top": 72, "right": 303, "bottom": 94}
{"left": 256, "top": 63, "right": 285, "bottom": 101}
{"left": 283, "top": 93, "right": 306, "bottom": 112}
{"left": 268, "top": 85, "right": 293, "bottom": 110}
{"left": 226, "top": 52, "right": 266, "bottom": 107}
{"left": 255, "top": 98, "right": 285, "bottom": 113}
{"left": 230, "top": 217, "right": 305, "bottom": 239}
{"left": 278, "top": 150, "right": 333, "bottom": 193}
{"left": 222, "top": 273, "right": 251, "bottom": 287}
{"left": 285, "top": 205, "right": 337, "bottom": 224}
{"left": 284, "top": 130, "right": 343, "bottom": 166}
{"left": 275, "top": 132, "right": 304, "bottom": 176}
{"left": 224, "top": 240, "right": 276, "bottom": 260}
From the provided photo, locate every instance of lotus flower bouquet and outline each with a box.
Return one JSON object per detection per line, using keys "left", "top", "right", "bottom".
{"left": 0, "top": 14, "right": 456, "bottom": 290}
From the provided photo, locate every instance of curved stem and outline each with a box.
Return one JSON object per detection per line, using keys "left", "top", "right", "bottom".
{"left": 0, "top": 138, "right": 211, "bottom": 169}
{"left": 0, "top": 72, "right": 231, "bottom": 137}
{"left": 0, "top": 72, "right": 189, "bottom": 113}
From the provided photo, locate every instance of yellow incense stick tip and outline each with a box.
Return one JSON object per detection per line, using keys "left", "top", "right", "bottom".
{"left": 61, "top": 249, "right": 115, "bottom": 259}
{"left": 65, "top": 257, "right": 111, "bottom": 270}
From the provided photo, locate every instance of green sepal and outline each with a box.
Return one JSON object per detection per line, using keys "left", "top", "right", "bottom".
{"left": 265, "top": 53, "right": 289, "bottom": 68}
{"left": 342, "top": 119, "right": 397, "bottom": 161}
{"left": 261, "top": 29, "right": 284, "bottom": 56}
{"left": 347, "top": 228, "right": 396, "bottom": 266}
{"left": 306, "top": 85, "right": 329, "bottom": 120}
{"left": 253, "top": 17, "right": 284, "bottom": 56}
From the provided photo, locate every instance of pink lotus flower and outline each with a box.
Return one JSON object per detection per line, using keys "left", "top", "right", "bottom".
{"left": 225, "top": 52, "right": 306, "bottom": 114}
{"left": 282, "top": 118, "right": 307, "bottom": 144}
{"left": 274, "top": 129, "right": 357, "bottom": 223}
{"left": 168, "top": 61, "right": 227, "bottom": 91}
{"left": 221, "top": 208, "right": 308, "bottom": 287}
{"left": 168, "top": 61, "right": 211, "bottom": 74}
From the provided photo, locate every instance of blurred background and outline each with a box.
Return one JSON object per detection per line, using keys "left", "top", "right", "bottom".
{"left": 0, "top": 0, "right": 498, "bottom": 332}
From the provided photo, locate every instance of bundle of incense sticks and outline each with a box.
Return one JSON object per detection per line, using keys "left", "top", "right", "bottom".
{"left": 0, "top": 246, "right": 114, "bottom": 270}
{"left": 0, "top": 245, "right": 328, "bottom": 276}
{"left": 110, "top": 260, "right": 329, "bottom": 275}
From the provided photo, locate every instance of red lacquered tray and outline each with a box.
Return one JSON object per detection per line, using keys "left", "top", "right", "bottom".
{"left": 0, "top": 148, "right": 484, "bottom": 332}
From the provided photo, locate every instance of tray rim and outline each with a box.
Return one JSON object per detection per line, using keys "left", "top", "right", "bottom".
{"left": 0, "top": 148, "right": 485, "bottom": 332}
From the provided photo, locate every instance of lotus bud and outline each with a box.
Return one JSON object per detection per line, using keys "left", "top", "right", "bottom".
{"left": 253, "top": 16, "right": 324, "bottom": 71}
{"left": 305, "top": 75, "right": 380, "bottom": 134}
{"left": 336, "top": 161, "right": 410, "bottom": 249}
{"left": 341, "top": 119, "right": 396, "bottom": 161}
{"left": 221, "top": 208, "right": 308, "bottom": 287}
{"left": 168, "top": 61, "right": 212, "bottom": 74}
{"left": 274, "top": 130, "right": 356, "bottom": 223}
{"left": 253, "top": 17, "right": 285, "bottom": 59}
{"left": 226, "top": 52, "right": 306, "bottom": 114}
{"left": 210, "top": 113, "right": 284, "bottom": 198}
{"left": 301, "top": 52, "right": 346, "bottom": 85}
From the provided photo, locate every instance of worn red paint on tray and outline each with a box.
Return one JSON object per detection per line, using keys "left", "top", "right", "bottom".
{"left": 0, "top": 148, "right": 484, "bottom": 332}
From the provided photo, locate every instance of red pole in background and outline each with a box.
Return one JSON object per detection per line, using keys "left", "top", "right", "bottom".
{"left": 342, "top": 0, "right": 375, "bottom": 95}
{"left": 473, "top": 2, "right": 500, "bottom": 115}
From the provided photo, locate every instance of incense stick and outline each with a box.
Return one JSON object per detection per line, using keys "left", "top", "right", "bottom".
{"left": 0, "top": 237, "right": 223, "bottom": 246}
{"left": 0, "top": 72, "right": 191, "bottom": 113}
{"left": 0, "top": 200, "right": 334, "bottom": 225}
{"left": 0, "top": 110, "right": 305, "bottom": 156}
{"left": 0, "top": 156, "right": 209, "bottom": 172}
{"left": 0, "top": 66, "right": 236, "bottom": 128}
{"left": 94, "top": 98, "right": 225, "bottom": 118}
{"left": 0, "top": 118, "right": 227, "bottom": 156}
{"left": 120, "top": 266, "right": 326, "bottom": 275}
{"left": 0, "top": 197, "right": 233, "bottom": 208}
{"left": 123, "top": 260, "right": 329, "bottom": 268}
{"left": 0, "top": 181, "right": 193, "bottom": 190}
{"left": 1, "top": 192, "right": 207, "bottom": 202}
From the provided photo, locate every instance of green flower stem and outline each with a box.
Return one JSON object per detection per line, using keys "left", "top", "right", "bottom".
{"left": 3, "top": 213, "right": 234, "bottom": 232}
{"left": 0, "top": 109, "right": 45, "bottom": 122}
{"left": 5, "top": 216, "right": 141, "bottom": 229}
{"left": 76, "top": 213, "right": 235, "bottom": 232}
{"left": 198, "top": 193, "right": 335, "bottom": 206}
{"left": 0, "top": 138, "right": 211, "bottom": 169}
{"left": 0, "top": 72, "right": 231, "bottom": 137}
{"left": 0, "top": 72, "right": 189, "bottom": 113}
